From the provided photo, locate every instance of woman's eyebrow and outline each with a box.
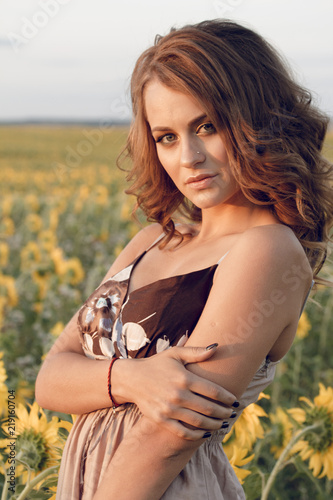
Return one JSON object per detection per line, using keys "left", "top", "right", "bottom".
{"left": 150, "top": 114, "right": 209, "bottom": 133}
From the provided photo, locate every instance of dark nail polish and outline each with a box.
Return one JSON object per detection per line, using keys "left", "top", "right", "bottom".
{"left": 232, "top": 400, "right": 240, "bottom": 408}
{"left": 221, "top": 421, "right": 229, "bottom": 429}
{"left": 203, "top": 431, "right": 212, "bottom": 438}
{"left": 230, "top": 411, "right": 237, "bottom": 418}
{"left": 205, "top": 343, "right": 218, "bottom": 351}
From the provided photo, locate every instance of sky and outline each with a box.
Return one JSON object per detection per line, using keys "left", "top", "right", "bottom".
{"left": 0, "top": 0, "right": 332, "bottom": 122}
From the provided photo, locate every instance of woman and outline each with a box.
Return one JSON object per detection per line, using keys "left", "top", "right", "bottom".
{"left": 35, "top": 19, "right": 333, "bottom": 499}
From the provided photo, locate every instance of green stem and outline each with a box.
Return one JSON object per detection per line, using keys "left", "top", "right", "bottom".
{"left": 295, "top": 457, "right": 323, "bottom": 494}
{"left": 261, "top": 423, "right": 320, "bottom": 500}
{"left": 292, "top": 342, "right": 302, "bottom": 404}
{"left": 319, "top": 292, "right": 333, "bottom": 353}
{"left": 270, "top": 362, "right": 283, "bottom": 412}
{"left": 16, "top": 465, "right": 59, "bottom": 500}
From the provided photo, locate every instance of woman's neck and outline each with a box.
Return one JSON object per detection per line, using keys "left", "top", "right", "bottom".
{"left": 196, "top": 202, "right": 279, "bottom": 242}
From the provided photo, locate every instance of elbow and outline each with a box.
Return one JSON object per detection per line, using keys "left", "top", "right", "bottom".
{"left": 35, "top": 367, "right": 48, "bottom": 409}
{"left": 144, "top": 420, "right": 201, "bottom": 459}
{"left": 164, "top": 434, "right": 202, "bottom": 460}
{"left": 35, "top": 361, "right": 55, "bottom": 410}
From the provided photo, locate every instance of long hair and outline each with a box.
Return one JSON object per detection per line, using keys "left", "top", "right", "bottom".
{"left": 120, "top": 19, "right": 333, "bottom": 279}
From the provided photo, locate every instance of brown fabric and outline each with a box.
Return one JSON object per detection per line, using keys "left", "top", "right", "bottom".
{"left": 56, "top": 250, "right": 279, "bottom": 499}
{"left": 78, "top": 251, "right": 217, "bottom": 360}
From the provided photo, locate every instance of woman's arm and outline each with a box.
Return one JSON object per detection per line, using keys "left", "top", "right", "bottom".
{"left": 93, "top": 225, "right": 313, "bottom": 499}
{"left": 93, "top": 417, "right": 207, "bottom": 500}
{"left": 35, "top": 225, "right": 162, "bottom": 414}
{"left": 35, "top": 223, "right": 235, "bottom": 426}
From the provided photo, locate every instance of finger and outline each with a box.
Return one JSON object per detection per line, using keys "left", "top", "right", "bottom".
{"left": 178, "top": 392, "right": 236, "bottom": 421}
{"left": 171, "top": 345, "right": 218, "bottom": 366}
{"left": 187, "top": 373, "right": 237, "bottom": 408}
{"left": 161, "top": 418, "right": 213, "bottom": 441}
{"left": 169, "top": 407, "right": 224, "bottom": 431}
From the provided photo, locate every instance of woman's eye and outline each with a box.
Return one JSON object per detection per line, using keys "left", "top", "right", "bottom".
{"left": 155, "top": 133, "right": 176, "bottom": 144}
{"left": 197, "top": 122, "right": 216, "bottom": 134}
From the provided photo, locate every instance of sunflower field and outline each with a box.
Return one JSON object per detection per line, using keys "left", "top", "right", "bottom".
{"left": 0, "top": 125, "right": 332, "bottom": 499}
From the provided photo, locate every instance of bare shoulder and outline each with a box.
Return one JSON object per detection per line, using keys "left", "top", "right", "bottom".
{"left": 216, "top": 224, "right": 313, "bottom": 295}
{"left": 103, "top": 223, "right": 164, "bottom": 280}
{"left": 128, "top": 223, "right": 165, "bottom": 251}
{"left": 239, "top": 224, "right": 312, "bottom": 270}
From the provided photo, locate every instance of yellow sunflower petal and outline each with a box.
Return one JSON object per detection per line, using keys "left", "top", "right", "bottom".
{"left": 258, "top": 392, "right": 270, "bottom": 401}
{"left": 317, "top": 446, "right": 333, "bottom": 480}
{"left": 59, "top": 419, "right": 73, "bottom": 433}
{"left": 315, "top": 384, "right": 333, "bottom": 413}
{"left": 299, "top": 396, "right": 314, "bottom": 408}
{"left": 299, "top": 445, "right": 315, "bottom": 461}
{"left": 290, "top": 439, "right": 306, "bottom": 455}
{"left": 309, "top": 451, "right": 323, "bottom": 477}
{"left": 288, "top": 408, "right": 306, "bottom": 424}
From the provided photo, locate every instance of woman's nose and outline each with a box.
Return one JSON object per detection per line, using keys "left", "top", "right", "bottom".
{"left": 180, "top": 139, "right": 205, "bottom": 168}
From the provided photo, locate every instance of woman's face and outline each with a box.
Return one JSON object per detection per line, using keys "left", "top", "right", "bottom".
{"left": 144, "top": 79, "right": 242, "bottom": 212}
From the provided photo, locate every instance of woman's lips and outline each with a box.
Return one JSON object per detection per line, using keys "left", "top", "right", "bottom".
{"left": 186, "top": 174, "right": 217, "bottom": 189}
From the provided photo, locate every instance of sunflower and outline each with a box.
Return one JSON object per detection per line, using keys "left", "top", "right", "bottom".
{"left": 63, "top": 257, "right": 85, "bottom": 285}
{"left": 0, "top": 216, "right": 15, "bottom": 236}
{"left": 0, "top": 274, "right": 18, "bottom": 307}
{"left": 0, "top": 351, "right": 8, "bottom": 415}
{"left": 2, "top": 194, "right": 13, "bottom": 216}
{"left": 50, "top": 321, "right": 65, "bottom": 337}
{"left": 25, "top": 194, "right": 40, "bottom": 212}
{"left": 79, "top": 184, "right": 90, "bottom": 201}
{"left": 223, "top": 443, "right": 254, "bottom": 484}
{"left": 224, "top": 392, "right": 269, "bottom": 449}
{"left": 296, "top": 311, "right": 311, "bottom": 339}
{"left": 94, "top": 185, "right": 109, "bottom": 206}
{"left": 121, "top": 196, "right": 135, "bottom": 220}
{"left": 39, "top": 230, "right": 58, "bottom": 253}
{"left": 51, "top": 247, "right": 67, "bottom": 276}
{"left": 0, "top": 242, "right": 9, "bottom": 268}
{"left": 32, "top": 270, "right": 49, "bottom": 300}
{"left": 288, "top": 384, "right": 333, "bottom": 480}
{"left": 0, "top": 275, "right": 18, "bottom": 330}
{"left": 1, "top": 401, "right": 72, "bottom": 482}
{"left": 49, "top": 208, "right": 59, "bottom": 231}
{"left": 15, "top": 379, "right": 34, "bottom": 406}
{"left": 269, "top": 407, "right": 294, "bottom": 458}
{"left": 20, "top": 241, "right": 41, "bottom": 269}
{"left": 26, "top": 213, "right": 43, "bottom": 233}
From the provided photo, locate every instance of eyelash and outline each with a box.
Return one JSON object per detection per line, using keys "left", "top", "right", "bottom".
{"left": 155, "top": 133, "right": 175, "bottom": 145}
{"left": 155, "top": 122, "right": 216, "bottom": 145}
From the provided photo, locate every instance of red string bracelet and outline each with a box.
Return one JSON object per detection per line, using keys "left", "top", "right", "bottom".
{"left": 107, "top": 357, "right": 120, "bottom": 409}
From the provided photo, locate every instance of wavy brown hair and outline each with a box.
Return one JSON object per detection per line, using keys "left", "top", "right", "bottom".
{"left": 120, "top": 19, "right": 333, "bottom": 279}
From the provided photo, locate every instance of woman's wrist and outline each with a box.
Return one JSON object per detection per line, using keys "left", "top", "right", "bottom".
{"left": 109, "top": 357, "right": 137, "bottom": 405}
{"left": 107, "top": 357, "right": 121, "bottom": 407}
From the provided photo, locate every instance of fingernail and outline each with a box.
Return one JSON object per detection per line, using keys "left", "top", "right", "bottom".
{"left": 221, "top": 421, "right": 229, "bottom": 429}
{"left": 230, "top": 411, "right": 237, "bottom": 419}
{"left": 232, "top": 400, "right": 240, "bottom": 408}
{"left": 203, "top": 431, "right": 212, "bottom": 438}
{"left": 205, "top": 343, "right": 218, "bottom": 351}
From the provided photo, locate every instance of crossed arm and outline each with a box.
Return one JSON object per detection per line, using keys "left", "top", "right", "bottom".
{"left": 36, "top": 224, "right": 312, "bottom": 499}
{"left": 93, "top": 226, "right": 312, "bottom": 499}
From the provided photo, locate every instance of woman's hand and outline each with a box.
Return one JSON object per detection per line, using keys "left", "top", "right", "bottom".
{"left": 111, "top": 344, "right": 238, "bottom": 440}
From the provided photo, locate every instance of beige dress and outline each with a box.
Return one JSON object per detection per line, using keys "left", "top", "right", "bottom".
{"left": 56, "top": 249, "right": 280, "bottom": 500}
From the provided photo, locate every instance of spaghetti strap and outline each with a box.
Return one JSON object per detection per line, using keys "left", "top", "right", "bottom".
{"left": 145, "top": 232, "right": 165, "bottom": 252}
{"left": 217, "top": 251, "right": 229, "bottom": 265}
